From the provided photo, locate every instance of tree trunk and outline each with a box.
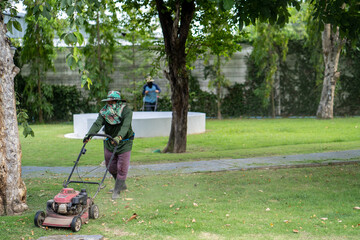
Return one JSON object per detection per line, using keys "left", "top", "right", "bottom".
{"left": 316, "top": 23, "right": 344, "bottom": 119}
{"left": 216, "top": 55, "right": 222, "bottom": 120}
{"left": 0, "top": 20, "right": 28, "bottom": 215}
{"left": 35, "top": 24, "right": 44, "bottom": 123}
{"left": 155, "top": 0, "right": 195, "bottom": 153}
{"left": 217, "top": 81, "right": 222, "bottom": 120}
{"left": 131, "top": 35, "right": 137, "bottom": 111}
{"left": 37, "top": 65, "right": 43, "bottom": 123}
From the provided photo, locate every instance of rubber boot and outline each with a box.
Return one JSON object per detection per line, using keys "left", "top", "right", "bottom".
{"left": 112, "top": 179, "right": 126, "bottom": 199}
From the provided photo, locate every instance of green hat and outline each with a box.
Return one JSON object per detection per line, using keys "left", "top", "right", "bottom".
{"left": 101, "top": 91, "right": 121, "bottom": 102}
{"left": 146, "top": 76, "right": 154, "bottom": 83}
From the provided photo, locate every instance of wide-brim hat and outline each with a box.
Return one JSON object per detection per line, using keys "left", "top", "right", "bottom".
{"left": 146, "top": 76, "right": 154, "bottom": 83}
{"left": 101, "top": 91, "right": 121, "bottom": 102}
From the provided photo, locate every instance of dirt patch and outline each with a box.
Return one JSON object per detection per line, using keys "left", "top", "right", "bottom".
{"left": 103, "top": 226, "right": 135, "bottom": 238}
{"left": 198, "top": 232, "right": 224, "bottom": 240}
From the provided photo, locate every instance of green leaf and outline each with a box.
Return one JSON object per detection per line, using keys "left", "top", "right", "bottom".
{"left": 66, "top": 6, "right": 75, "bottom": 16}
{"left": 223, "top": 0, "right": 234, "bottom": 10}
{"left": 73, "top": 31, "right": 83, "bottom": 45}
{"left": 68, "top": 32, "right": 77, "bottom": 43}
{"left": 39, "top": 5, "right": 43, "bottom": 12}
{"left": 87, "top": 77, "right": 92, "bottom": 89}
{"left": 33, "top": 5, "right": 39, "bottom": 14}
{"left": 66, "top": 56, "right": 77, "bottom": 70}
{"left": 7, "top": 20, "right": 13, "bottom": 34}
{"left": 42, "top": 9, "right": 51, "bottom": 20}
{"left": 60, "top": 0, "right": 67, "bottom": 8}
{"left": 13, "top": 20, "right": 22, "bottom": 32}
{"left": 60, "top": 33, "right": 67, "bottom": 39}
{"left": 77, "top": 60, "right": 84, "bottom": 71}
{"left": 76, "top": 16, "right": 84, "bottom": 26}
{"left": 10, "top": 8, "right": 17, "bottom": 17}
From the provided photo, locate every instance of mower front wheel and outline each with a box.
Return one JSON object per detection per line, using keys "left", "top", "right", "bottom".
{"left": 90, "top": 204, "right": 99, "bottom": 219}
{"left": 34, "top": 211, "right": 46, "bottom": 227}
{"left": 71, "top": 216, "right": 82, "bottom": 232}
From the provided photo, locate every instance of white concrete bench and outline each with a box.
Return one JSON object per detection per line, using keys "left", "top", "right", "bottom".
{"left": 65, "top": 111, "right": 206, "bottom": 139}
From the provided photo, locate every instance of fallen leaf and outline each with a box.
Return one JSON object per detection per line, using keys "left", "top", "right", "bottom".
{"left": 353, "top": 206, "right": 360, "bottom": 210}
{"left": 293, "top": 229, "right": 299, "bottom": 233}
{"left": 226, "top": 214, "right": 230, "bottom": 217}
{"left": 125, "top": 198, "right": 133, "bottom": 201}
{"left": 193, "top": 203, "right": 198, "bottom": 207}
{"left": 126, "top": 213, "right": 138, "bottom": 223}
{"left": 170, "top": 204, "right": 174, "bottom": 208}
{"left": 192, "top": 219, "right": 196, "bottom": 223}
{"left": 259, "top": 190, "right": 263, "bottom": 192}
{"left": 266, "top": 208, "right": 270, "bottom": 211}
{"left": 321, "top": 218, "right": 328, "bottom": 221}
{"left": 283, "top": 220, "right": 289, "bottom": 223}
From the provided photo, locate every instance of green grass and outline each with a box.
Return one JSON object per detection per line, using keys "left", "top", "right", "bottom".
{"left": 20, "top": 118, "right": 360, "bottom": 166}
{"left": 2, "top": 164, "right": 360, "bottom": 239}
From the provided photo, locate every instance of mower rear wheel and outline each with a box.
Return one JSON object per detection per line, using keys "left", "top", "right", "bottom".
{"left": 90, "top": 204, "right": 99, "bottom": 219}
{"left": 70, "top": 216, "right": 82, "bottom": 232}
{"left": 34, "top": 211, "right": 46, "bottom": 227}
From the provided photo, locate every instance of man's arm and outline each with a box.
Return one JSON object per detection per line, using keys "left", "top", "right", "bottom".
{"left": 154, "top": 83, "right": 161, "bottom": 93}
{"left": 117, "top": 107, "right": 133, "bottom": 139}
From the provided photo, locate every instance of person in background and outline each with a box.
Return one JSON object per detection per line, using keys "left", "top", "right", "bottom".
{"left": 83, "top": 91, "right": 134, "bottom": 200}
{"left": 142, "top": 76, "right": 161, "bottom": 111}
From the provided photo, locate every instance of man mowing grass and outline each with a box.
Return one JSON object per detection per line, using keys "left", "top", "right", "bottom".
{"left": 83, "top": 91, "right": 135, "bottom": 200}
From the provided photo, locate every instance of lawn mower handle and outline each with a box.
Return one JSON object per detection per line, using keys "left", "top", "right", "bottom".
{"left": 63, "top": 133, "right": 119, "bottom": 190}
{"left": 87, "top": 133, "right": 118, "bottom": 146}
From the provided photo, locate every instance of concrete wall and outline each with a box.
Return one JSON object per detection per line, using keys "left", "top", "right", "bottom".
{"left": 21, "top": 44, "right": 253, "bottom": 96}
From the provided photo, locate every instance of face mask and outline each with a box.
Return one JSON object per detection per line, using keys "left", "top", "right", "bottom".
{"left": 147, "top": 82, "right": 153, "bottom": 88}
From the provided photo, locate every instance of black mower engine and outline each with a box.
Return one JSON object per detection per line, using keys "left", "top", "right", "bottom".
{"left": 47, "top": 188, "right": 88, "bottom": 215}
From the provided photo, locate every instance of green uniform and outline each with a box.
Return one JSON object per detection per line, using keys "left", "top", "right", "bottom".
{"left": 87, "top": 105, "right": 134, "bottom": 154}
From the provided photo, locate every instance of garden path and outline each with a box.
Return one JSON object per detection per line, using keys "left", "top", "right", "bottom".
{"left": 22, "top": 149, "right": 360, "bottom": 179}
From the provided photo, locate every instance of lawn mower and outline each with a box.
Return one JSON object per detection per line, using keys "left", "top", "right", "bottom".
{"left": 34, "top": 133, "right": 118, "bottom": 232}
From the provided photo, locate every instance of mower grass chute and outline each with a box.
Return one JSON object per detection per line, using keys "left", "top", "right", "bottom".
{"left": 34, "top": 133, "right": 118, "bottom": 232}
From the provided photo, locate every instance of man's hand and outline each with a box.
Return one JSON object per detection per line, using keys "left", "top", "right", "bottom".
{"left": 83, "top": 135, "right": 91, "bottom": 143}
{"left": 155, "top": 90, "right": 159, "bottom": 93}
{"left": 145, "top": 90, "right": 149, "bottom": 94}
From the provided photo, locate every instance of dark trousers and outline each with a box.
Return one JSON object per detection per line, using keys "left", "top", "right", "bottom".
{"left": 144, "top": 102, "right": 156, "bottom": 111}
{"left": 104, "top": 148, "right": 131, "bottom": 180}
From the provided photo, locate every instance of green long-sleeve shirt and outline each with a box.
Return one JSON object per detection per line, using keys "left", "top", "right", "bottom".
{"left": 87, "top": 105, "right": 134, "bottom": 154}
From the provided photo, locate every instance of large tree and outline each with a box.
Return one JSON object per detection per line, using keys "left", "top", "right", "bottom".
{"left": 0, "top": 2, "right": 28, "bottom": 215}
{"left": 311, "top": 0, "right": 360, "bottom": 119}
{"left": 144, "top": 0, "right": 301, "bottom": 152}
{"left": 154, "top": 0, "right": 195, "bottom": 153}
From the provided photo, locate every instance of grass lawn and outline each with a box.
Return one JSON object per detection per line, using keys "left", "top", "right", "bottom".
{"left": 2, "top": 164, "right": 360, "bottom": 239}
{"left": 20, "top": 118, "right": 360, "bottom": 166}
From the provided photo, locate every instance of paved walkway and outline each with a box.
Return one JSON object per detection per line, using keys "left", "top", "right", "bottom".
{"left": 22, "top": 149, "right": 360, "bottom": 179}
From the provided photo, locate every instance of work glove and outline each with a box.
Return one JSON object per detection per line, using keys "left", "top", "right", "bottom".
{"left": 83, "top": 135, "right": 91, "bottom": 143}
{"left": 111, "top": 136, "right": 122, "bottom": 146}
